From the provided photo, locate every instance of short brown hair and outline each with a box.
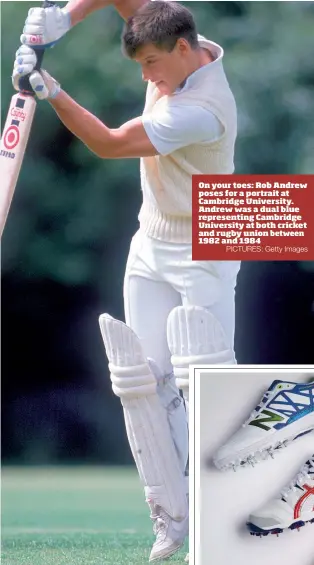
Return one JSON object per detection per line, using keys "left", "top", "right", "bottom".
{"left": 122, "top": 1, "right": 199, "bottom": 58}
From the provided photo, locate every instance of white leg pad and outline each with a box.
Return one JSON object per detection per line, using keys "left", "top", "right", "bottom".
{"left": 167, "top": 306, "right": 235, "bottom": 404}
{"left": 99, "top": 314, "right": 188, "bottom": 520}
{"left": 148, "top": 358, "right": 188, "bottom": 475}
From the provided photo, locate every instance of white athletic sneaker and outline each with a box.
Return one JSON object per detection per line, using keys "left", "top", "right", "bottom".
{"left": 247, "top": 456, "right": 314, "bottom": 536}
{"left": 149, "top": 503, "right": 189, "bottom": 562}
{"left": 213, "top": 380, "right": 314, "bottom": 471}
{"left": 184, "top": 552, "right": 189, "bottom": 561}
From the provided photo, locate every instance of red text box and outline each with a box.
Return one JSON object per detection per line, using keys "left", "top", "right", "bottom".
{"left": 192, "top": 175, "right": 314, "bottom": 261}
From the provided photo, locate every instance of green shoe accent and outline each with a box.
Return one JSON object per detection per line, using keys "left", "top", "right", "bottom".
{"left": 249, "top": 410, "right": 284, "bottom": 431}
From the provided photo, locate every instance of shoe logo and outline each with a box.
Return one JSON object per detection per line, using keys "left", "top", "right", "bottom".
{"left": 249, "top": 410, "right": 284, "bottom": 431}
{"left": 294, "top": 484, "right": 314, "bottom": 519}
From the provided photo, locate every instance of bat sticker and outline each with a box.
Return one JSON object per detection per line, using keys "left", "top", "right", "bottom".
{"left": 3, "top": 126, "right": 20, "bottom": 151}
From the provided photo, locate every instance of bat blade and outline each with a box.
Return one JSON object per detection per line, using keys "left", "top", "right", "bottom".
{"left": 0, "top": 93, "right": 37, "bottom": 237}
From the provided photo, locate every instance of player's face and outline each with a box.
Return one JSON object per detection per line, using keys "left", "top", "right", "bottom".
{"left": 135, "top": 41, "right": 190, "bottom": 95}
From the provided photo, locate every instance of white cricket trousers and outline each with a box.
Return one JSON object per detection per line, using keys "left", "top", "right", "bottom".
{"left": 123, "top": 230, "right": 241, "bottom": 376}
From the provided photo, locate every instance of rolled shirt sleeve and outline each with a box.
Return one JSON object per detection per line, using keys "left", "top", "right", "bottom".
{"left": 142, "top": 104, "right": 224, "bottom": 156}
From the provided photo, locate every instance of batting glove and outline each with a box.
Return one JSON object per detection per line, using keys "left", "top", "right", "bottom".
{"left": 20, "top": 5, "right": 71, "bottom": 48}
{"left": 12, "top": 45, "right": 61, "bottom": 100}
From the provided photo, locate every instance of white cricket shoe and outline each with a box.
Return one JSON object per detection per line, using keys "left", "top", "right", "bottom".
{"left": 247, "top": 456, "right": 314, "bottom": 536}
{"left": 213, "top": 380, "right": 314, "bottom": 471}
{"left": 149, "top": 504, "right": 188, "bottom": 562}
{"left": 185, "top": 553, "right": 189, "bottom": 561}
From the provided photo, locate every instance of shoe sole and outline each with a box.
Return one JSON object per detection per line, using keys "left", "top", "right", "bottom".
{"left": 247, "top": 516, "right": 314, "bottom": 536}
{"left": 149, "top": 540, "right": 185, "bottom": 562}
{"left": 214, "top": 412, "right": 314, "bottom": 471}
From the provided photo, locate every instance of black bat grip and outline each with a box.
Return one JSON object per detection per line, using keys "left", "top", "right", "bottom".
{"left": 18, "top": 0, "right": 56, "bottom": 95}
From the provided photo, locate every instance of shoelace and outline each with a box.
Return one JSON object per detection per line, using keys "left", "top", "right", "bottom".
{"left": 149, "top": 503, "right": 169, "bottom": 540}
{"left": 242, "top": 390, "right": 273, "bottom": 426}
{"left": 153, "top": 515, "right": 167, "bottom": 538}
{"left": 281, "top": 456, "right": 314, "bottom": 500}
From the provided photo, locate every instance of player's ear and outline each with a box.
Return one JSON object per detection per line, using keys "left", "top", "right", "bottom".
{"left": 176, "top": 38, "right": 190, "bottom": 56}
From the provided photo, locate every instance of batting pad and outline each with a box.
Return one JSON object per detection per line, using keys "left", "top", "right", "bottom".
{"left": 99, "top": 314, "right": 188, "bottom": 520}
{"left": 167, "top": 306, "right": 235, "bottom": 399}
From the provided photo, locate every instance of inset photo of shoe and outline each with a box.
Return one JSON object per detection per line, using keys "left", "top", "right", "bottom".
{"left": 190, "top": 369, "right": 314, "bottom": 565}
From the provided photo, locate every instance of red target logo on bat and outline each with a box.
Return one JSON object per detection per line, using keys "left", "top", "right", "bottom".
{"left": 3, "top": 125, "right": 20, "bottom": 150}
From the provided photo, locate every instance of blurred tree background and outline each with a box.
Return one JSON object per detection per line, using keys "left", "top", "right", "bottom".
{"left": 1, "top": 1, "right": 314, "bottom": 464}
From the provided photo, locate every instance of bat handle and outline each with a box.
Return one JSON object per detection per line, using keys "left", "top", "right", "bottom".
{"left": 18, "top": 0, "right": 56, "bottom": 96}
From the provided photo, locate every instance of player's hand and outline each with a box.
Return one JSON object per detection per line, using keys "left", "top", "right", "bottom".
{"left": 20, "top": 6, "right": 71, "bottom": 48}
{"left": 12, "top": 45, "right": 61, "bottom": 100}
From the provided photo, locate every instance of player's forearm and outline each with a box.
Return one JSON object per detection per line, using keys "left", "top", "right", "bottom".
{"left": 65, "top": 0, "right": 148, "bottom": 26}
{"left": 49, "top": 90, "right": 114, "bottom": 158}
{"left": 65, "top": 0, "right": 148, "bottom": 25}
{"left": 64, "top": 0, "right": 112, "bottom": 26}
{"left": 113, "top": 0, "right": 148, "bottom": 20}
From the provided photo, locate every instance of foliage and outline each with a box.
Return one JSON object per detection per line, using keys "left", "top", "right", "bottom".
{"left": 1, "top": 2, "right": 314, "bottom": 464}
{"left": 1, "top": 1, "right": 314, "bottom": 285}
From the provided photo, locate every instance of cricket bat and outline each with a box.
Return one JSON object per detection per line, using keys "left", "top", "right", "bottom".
{"left": 0, "top": 0, "right": 55, "bottom": 238}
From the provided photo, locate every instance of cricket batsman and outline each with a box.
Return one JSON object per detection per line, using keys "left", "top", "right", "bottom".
{"left": 13, "top": 0, "right": 240, "bottom": 560}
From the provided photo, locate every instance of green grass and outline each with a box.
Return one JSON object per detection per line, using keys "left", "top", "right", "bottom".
{"left": 1, "top": 466, "right": 188, "bottom": 565}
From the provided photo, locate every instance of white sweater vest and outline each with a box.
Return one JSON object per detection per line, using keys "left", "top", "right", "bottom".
{"left": 138, "top": 37, "right": 237, "bottom": 243}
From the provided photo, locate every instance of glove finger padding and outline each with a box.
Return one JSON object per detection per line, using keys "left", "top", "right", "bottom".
{"left": 12, "top": 45, "right": 37, "bottom": 90}
{"left": 29, "top": 69, "right": 60, "bottom": 99}
{"left": 28, "top": 70, "right": 50, "bottom": 99}
{"left": 12, "top": 42, "right": 60, "bottom": 99}
{"left": 24, "top": 7, "right": 46, "bottom": 31}
{"left": 15, "top": 44, "right": 37, "bottom": 63}
{"left": 12, "top": 64, "right": 36, "bottom": 91}
{"left": 21, "top": 8, "right": 46, "bottom": 46}
{"left": 20, "top": 6, "right": 71, "bottom": 48}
